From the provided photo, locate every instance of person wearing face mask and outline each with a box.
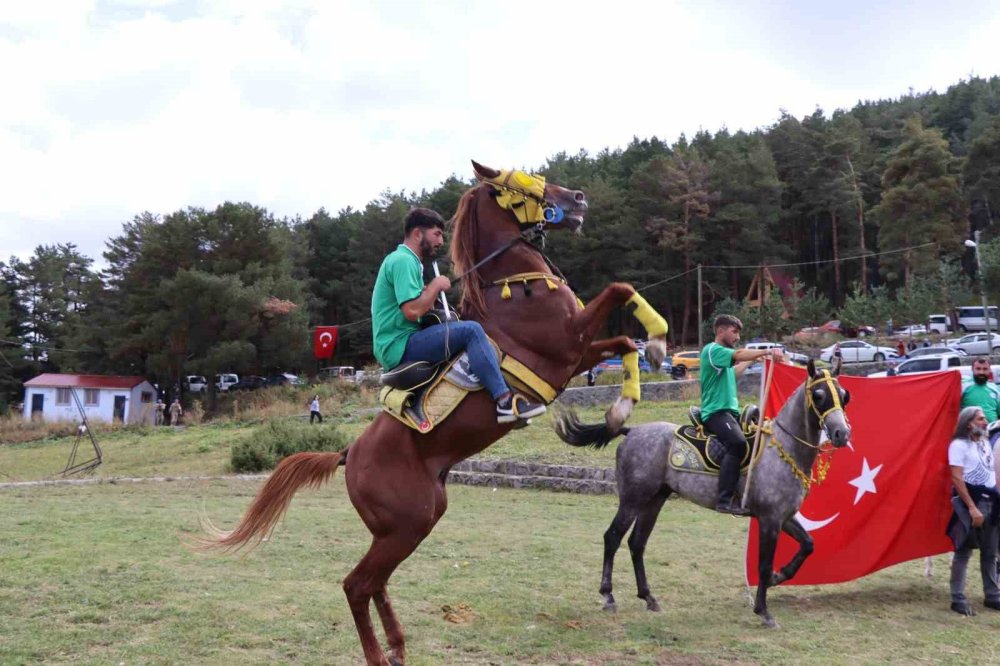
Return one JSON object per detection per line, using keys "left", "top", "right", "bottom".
{"left": 961, "top": 358, "right": 1000, "bottom": 423}
{"left": 947, "top": 406, "right": 1000, "bottom": 615}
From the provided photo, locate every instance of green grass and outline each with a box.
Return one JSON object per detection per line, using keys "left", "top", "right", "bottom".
{"left": 1, "top": 479, "right": 996, "bottom": 665}
{"left": 1, "top": 399, "right": 713, "bottom": 482}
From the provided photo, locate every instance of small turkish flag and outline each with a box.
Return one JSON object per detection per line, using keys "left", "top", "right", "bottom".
{"left": 746, "top": 362, "right": 958, "bottom": 585}
{"left": 313, "top": 326, "right": 338, "bottom": 360}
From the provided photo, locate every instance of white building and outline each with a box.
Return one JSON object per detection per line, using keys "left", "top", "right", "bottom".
{"left": 22, "top": 374, "right": 157, "bottom": 425}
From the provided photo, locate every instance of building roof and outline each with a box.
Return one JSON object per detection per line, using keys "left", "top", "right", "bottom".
{"left": 24, "top": 374, "right": 149, "bottom": 390}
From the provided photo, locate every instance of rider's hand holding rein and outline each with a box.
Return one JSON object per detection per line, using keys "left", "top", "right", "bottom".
{"left": 401, "top": 275, "right": 452, "bottom": 321}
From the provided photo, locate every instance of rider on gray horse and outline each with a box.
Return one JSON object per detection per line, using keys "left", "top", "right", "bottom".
{"left": 701, "top": 314, "right": 783, "bottom": 516}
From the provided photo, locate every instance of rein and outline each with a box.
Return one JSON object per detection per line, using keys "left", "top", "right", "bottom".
{"left": 755, "top": 373, "right": 846, "bottom": 492}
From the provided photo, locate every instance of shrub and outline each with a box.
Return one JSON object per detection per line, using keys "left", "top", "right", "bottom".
{"left": 230, "top": 419, "right": 350, "bottom": 473}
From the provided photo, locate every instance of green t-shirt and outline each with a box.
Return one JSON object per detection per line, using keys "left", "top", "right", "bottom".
{"left": 961, "top": 380, "right": 1000, "bottom": 422}
{"left": 700, "top": 342, "right": 738, "bottom": 420}
{"left": 371, "top": 245, "right": 423, "bottom": 369}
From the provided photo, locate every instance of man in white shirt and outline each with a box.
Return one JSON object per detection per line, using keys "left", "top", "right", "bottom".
{"left": 948, "top": 406, "right": 1000, "bottom": 615}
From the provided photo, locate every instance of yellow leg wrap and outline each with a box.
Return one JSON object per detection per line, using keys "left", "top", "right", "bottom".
{"left": 627, "top": 293, "right": 668, "bottom": 337}
{"left": 622, "top": 352, "right": 641, "bottom": 402}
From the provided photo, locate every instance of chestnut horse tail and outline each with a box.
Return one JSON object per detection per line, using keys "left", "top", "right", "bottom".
{"left": 551, "top": 405, "right": 629, "bottom": 450}
{"left": 200, "top": 451, "right": 343, "bottom": 552}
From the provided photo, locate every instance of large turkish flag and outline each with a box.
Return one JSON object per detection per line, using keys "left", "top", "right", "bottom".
{"left": 313, "top": 326, "right": 338, "bottom": 360}
{"left": 745, "top": 362, "right": 959, "bottom": 585}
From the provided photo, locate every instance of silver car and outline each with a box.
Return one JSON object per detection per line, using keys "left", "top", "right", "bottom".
{"left": 948, "top": 332, "right": 1000, "bottom": 356}
{"left": 820, "top": 340, "right": 898, "bottom": 363}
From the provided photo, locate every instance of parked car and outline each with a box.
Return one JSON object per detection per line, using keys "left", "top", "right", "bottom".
{"left": 948, "top": 332, "right": 1000, "bottom": 356}
{"left": 906, "top": 345, "right": 967, "bottom": 359}
{"left": 868, "top": 353, "right": 963, "bottom": 378}
{"left": 927, "top": 314, "right": 952, "bottom": 335}
{"left": 593, "top": 356, "right": 654, "bottom": 376}
{"left": 819, "top": 340, "right": 898, "bottom": 364}
{"left": 896, "top": 324, "right": 927, "bottom": 336}
{"left": 955, "top": 306, "right": 1000, "bottom": 332}
{"left": 318, "top": 366, "right": 357, "bottom": 382}
{"left": 214, "top": 373, "right": 239, "bottom": 392}
{"left": 231, "top": 375, "right": 267, "bottom": 391}
{"left": 671, "top": 350, "right": 701, "bottom": 374}
{"left": 743, "top": 341, "right": 809, "bottom": 364}
{"left": 183, "top": 375, "right": 207, "bottom": 393}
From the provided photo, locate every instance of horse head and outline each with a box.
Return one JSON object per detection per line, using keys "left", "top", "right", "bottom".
{"left": 806, "top": 359, "right": 851, "bottom": 447}
{"left": 471, "top": 160, "right": 588, "bottom": 232}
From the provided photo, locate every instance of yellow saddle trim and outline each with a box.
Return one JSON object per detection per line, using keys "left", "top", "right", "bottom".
{"left": 668, "top": 421, "right": 764, "bottom": 476}
{"left": 499, "top": 352, "right": 558, "bottom": 404}
{"left": 379, "top": 339, "right": 560, "bottom": 432}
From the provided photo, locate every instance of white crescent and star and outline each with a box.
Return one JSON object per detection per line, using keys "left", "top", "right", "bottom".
{"left": 319, "top": 331, "right": 333, "bottom": 347}
{"left": 795, "top": 457, "right": 882, "bottom": 532}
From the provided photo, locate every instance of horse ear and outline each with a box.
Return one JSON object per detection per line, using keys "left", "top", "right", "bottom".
{"left": 471, "top": 160, "right": 501, "bottom": 181}
{"left": 807, "top": 358, "right": 817, "bottom": 378}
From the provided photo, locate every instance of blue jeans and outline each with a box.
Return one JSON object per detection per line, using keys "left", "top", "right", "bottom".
{"left": 400, "top": 321, "right": 508, "bottom": 400}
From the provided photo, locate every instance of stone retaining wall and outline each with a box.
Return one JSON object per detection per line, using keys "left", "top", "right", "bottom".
{"left": 449, "top": 459, "right": 615, "bottom": 494}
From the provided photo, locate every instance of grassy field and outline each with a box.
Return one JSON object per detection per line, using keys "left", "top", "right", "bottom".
{"left": 1, "top": 477, "right": 994, "bottom": 665}
{"left": 3, "top": 391, "right": 998, "bottom": 664}
{"left": 0, "top": 399, "right": 705, "bottom": 483}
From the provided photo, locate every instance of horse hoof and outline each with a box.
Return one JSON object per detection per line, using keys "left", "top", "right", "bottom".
{"left": 645, "top": 597, "right": 661, "bottom": 612}
{"left": 602, "top": 595, "right": 617, "bottom": 612}
{"left": 761, "top": 616, "right": 778, "bottom": 629}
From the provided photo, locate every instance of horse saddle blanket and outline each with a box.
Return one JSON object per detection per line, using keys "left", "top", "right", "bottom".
{"left": 668, "top": 420, "right": 758, "bottom": 476}
{"left": 378, "top": 342, "right": 551, "bottom": 434}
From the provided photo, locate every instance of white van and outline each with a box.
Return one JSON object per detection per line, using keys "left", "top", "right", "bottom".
{"left": 927, "top": 314, "right": 952, "bottom": 335}
{"left": 184, "top": 375, "right": 207, "bottom": 393}
{"left": 955, "top": 306, "right": 999, "bottom": 332}
{"left": 215, "top": 373, "right": 239, "bottom": 392}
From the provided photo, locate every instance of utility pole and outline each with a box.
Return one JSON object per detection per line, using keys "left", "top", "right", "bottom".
{"left": 967, "top": 230, "right": 992, "bottom": 357}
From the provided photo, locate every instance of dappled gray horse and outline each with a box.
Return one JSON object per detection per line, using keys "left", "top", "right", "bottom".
{"left": 553, "top": 360, "right": 851, "bottom": 628}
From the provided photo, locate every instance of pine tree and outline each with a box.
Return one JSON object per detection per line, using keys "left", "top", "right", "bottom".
{"left": 873, "top": 117, "right": 967, "bottom": 293}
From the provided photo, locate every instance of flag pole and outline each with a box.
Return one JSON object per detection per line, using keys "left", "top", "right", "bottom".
{"left": 742, "top": 357, "right": 777, "bottom": 510}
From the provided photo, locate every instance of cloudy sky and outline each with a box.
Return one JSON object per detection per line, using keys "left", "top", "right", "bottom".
{"left": 2, "top": 0, "right": 998, "bottom": 264}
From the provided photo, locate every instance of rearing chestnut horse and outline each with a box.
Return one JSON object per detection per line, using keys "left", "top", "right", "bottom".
{"left": 200, "top": 161, "right": 669, "bottom": 665}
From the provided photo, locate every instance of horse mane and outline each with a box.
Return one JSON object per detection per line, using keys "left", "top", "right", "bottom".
{"left": 450, "top": 185, "right": 489, "bottom": 320}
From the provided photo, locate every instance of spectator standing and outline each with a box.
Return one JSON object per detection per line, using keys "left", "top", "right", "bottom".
{"left": 947, "top": 406, "right": 1000, "bottom": 615}
{"left": 168, "top": 399, "right": 183, "bottom": 426}
{"left": 896, "top": 339, "right": 906, "bottom": 358}
{"left": 154, "top": 399, "right": 165, "bottom": 426}
{"left": 962, "top": 357, "right": 1000, "bottom": 422}
{"left": 310, "top": 395, "right": 323, "bottom": 424}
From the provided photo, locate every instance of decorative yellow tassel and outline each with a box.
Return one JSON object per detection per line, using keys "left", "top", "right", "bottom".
{"left": 545, "top": 277, "right": 558, "bottom": 291}
{"left": 501, "top": 281, "right": 511, "bottom": 300}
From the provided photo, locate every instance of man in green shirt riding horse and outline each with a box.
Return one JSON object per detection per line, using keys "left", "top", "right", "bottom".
{"left": 701, "top": 314, "right": 783, "bottom": 516}
{"left": 371, "top": 208, "right": 546, "bottom": 424}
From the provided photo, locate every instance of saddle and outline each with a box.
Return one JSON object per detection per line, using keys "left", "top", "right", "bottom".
{"left": 668, "top": 405, "right": 761, "bottom": 476}
{"left": 378, "top": 338, "right": 556, "bottom": 433}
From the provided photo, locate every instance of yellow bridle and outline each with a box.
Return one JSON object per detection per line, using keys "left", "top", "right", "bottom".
{"left": 805, "top": 369, "right": 846, "bottom": 427}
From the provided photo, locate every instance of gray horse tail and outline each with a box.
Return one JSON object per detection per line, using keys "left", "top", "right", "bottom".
{"left": 551, "top": 405, "right": 629, "bottom": 449}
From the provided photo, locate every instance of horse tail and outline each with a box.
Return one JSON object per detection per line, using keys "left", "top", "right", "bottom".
{"left": 551, "top": 405, "right": 629, "bottom": 450}
{"left": 197, "top": 451, "right": 344, "bottom": 553}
